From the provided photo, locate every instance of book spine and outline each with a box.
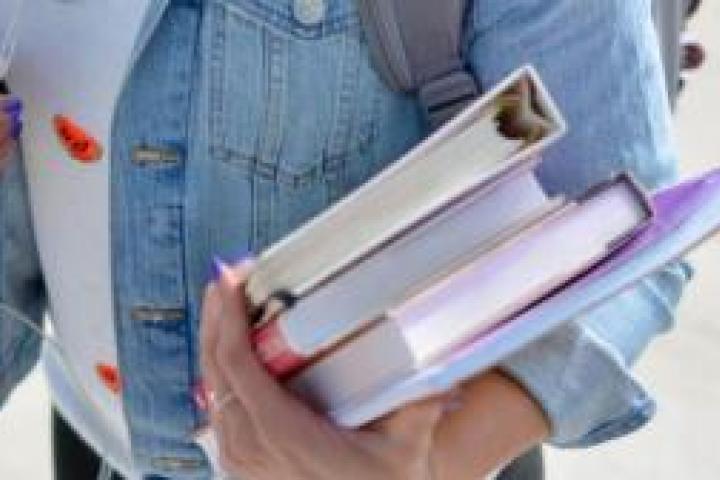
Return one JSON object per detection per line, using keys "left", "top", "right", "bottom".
{"left": 252, "top": 320, "right": 308, "bottom": 378}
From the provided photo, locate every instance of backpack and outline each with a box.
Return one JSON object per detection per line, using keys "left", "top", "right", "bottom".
{"left": 355, "top": 0, "right": 476, "bottom": 130}
{"left": 356, "top": 0, "right": 695, "bottom": 129}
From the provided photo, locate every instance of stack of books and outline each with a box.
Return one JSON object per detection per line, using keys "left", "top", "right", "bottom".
{"left": 239, "top": 66, "right": 720, "bottom": 427}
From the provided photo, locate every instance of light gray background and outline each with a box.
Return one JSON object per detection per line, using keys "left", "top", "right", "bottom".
{"left": 1, "top": 4, "right": 718, "bottom": 478}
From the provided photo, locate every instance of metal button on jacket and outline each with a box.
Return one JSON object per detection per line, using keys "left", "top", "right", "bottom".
{"left": 293, "top": 0, "right": 326, "bottom": 26}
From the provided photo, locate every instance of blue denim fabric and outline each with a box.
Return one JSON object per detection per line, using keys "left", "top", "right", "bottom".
{"left": 0, "top": 0, "right": 692, "bottom": 477}
{"left": 0, "top": 147, "right": 46, "bottom": 408}
{"left": 464, "top": 0, "right": 692, "bottom": 447}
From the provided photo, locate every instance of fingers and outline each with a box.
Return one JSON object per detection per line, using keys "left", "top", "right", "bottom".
{"left": 206, "top": 258, "right": 331, "bottom": 473}
{"left": 212, "top": 390, "right": 265, "bottom": 473}
{"left": 200, "top": 284, "right": 226, "bottom": 399}
{"left": 201, "top": 257, "right": 449, "bottom": 478}
{"left": 213, "top": 260, "right": 284, "bottom": 401}
{"left": 212, "top": 259, "right": 316, "bottom": 430}
{"left": 200, "top": 260, "right": 262, "bottom": 472}
{"left": 200, "top": 255, "right": 255, "bottom": 399}
{"left": 213, "top": 257, "right": 254, "bottom": 355}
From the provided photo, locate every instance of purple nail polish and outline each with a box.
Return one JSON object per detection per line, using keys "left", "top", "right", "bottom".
{"left": 210, "top": 255, "right": 226, "bottom": 282}
{"left": 2, "top": 97, "right": 22, "bottom": 113}
{"left": 10, "top": 120, "right": 22, "bottom": 140}
{"left": 9, "top": 108, "right": 21, "bottom": 125}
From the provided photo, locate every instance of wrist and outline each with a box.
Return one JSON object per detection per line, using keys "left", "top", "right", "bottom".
{"left": 431, "top": 369, "right": 549, "bottom": 480}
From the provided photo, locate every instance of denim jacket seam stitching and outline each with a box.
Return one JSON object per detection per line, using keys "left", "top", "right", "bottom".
{"left": 324, "top": 32, "right": 361, "bottom": 162}
{"left": 209, "top": 1, "right": 228, "bottom": 158}
{"left": 256, "top": 31, "right": 288, "bottom": 170}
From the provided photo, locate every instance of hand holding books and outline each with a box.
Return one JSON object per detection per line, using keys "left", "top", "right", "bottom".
{"left": 195, "top": 67, "right": 720, "bottom": 465}
{"left": 195, "top": 67, "right": 720, "bottom": 430}
{"left": 198, "top": 258, "right": 449, "bottom": 480}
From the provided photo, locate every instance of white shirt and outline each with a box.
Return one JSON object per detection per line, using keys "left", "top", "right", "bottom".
{"left": 10, "top": 1, "right": 151, "bottom": 476}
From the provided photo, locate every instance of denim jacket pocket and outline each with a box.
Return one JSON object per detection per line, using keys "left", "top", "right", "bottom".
{"left": 207, "top": 0, "right": 381, "bottom": 185}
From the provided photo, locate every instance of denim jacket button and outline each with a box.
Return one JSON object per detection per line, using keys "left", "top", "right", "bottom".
{"left": 293, "top": 0, "right": 326, "bottom": 26}
{"left": 132, "top": 145, "right": 181, "bottom": 166}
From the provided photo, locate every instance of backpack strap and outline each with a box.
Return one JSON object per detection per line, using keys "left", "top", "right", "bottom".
{"left": 356, "top": 0, "right": 477, "bottom": 129}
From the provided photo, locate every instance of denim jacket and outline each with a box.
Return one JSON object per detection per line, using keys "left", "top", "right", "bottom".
{"left": 1, "top": 0, "right": 692, "bottom": 477}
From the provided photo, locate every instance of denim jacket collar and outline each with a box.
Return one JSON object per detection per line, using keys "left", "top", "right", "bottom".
{"left": 128, "top": 0, "right": 170, "bottom": 79}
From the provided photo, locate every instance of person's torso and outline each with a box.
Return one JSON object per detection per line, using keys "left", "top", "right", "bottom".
{"left": 12, "top": 0, "right": 424, "bottom": 477}
{"left": 110, "top": 0, "right": 424, "bottom": 475}
{"left": 9, "top": 0, "right": 680, "bottom": 477}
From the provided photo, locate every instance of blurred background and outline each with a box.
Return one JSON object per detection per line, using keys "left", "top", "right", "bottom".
{"left": 1, "top": 2, "right": 718, "bottom": 479}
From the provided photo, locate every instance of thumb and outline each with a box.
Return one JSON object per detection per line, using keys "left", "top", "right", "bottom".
{"left": 213, "top": 256, "right": 254, "bottom": 340}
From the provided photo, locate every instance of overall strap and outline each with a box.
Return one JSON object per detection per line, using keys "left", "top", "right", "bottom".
{"left": 356, "top": 0, "right": 477, "bottom": 129}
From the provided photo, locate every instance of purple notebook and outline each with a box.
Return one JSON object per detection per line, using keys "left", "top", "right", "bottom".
{"left": 329, "top": 167, "right": 720, "bottom": 427}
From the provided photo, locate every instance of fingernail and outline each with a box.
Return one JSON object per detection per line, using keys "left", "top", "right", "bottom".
{"left": 210, "top": 255, "right": 226, "bottom": 282}
{"left": 10, "top": 119, "right": 22, "bottom": 140}
{"left": 2, "top": 97, "right": 22, "bottom": 113}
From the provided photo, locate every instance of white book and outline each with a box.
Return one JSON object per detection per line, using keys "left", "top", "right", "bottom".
{"left": 246, "top": 66, "right": 566, "bottom": 308}
{"left": 271, "top": 169, "right": 562, "bottom": 358}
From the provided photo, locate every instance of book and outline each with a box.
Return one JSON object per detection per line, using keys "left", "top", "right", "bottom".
{"left": 311, "top": 167, "right": 720, "bottom": 427}
{"left": 249, "top": 67, "right": 567, "bottom": 375}
{"left": 254, "top": 168, "right": 565, "bottom": 376}
{"left": 246, "top": 66, "right": 565, "bottom": 308}
{"left": 288, "top": 174, "right": 652, "bottom": 410}
{"left": 197, "top": 169, "right": 720, "bottom": 477}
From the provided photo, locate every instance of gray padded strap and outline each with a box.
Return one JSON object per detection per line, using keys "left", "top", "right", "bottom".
{"left": 356, "top": 0, "right": 477, "bottom": 128}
